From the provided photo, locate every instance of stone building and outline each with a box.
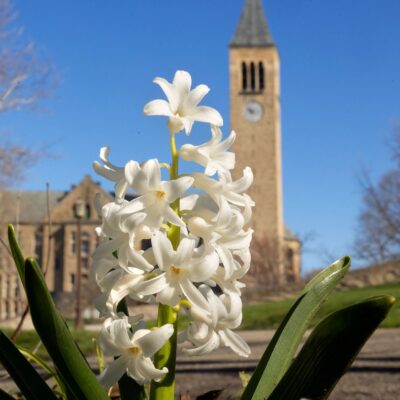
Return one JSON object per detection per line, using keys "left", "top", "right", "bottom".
{"left": 230, "top": 0, "right": 301, "bottom": 284}
{"left": 0, "top": 176, "right": 111, "bottom": 320}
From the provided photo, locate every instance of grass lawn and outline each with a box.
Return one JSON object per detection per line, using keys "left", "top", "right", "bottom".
{"left": 242, "top": 282, "right": 400, "bottom": 330}
{"left": 3, "top": 328, "right": 99, "bottom": 359}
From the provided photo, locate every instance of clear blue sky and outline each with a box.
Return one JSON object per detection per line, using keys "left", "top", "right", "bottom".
{"left": 5, "top": 0, "right": 400, "bottom": 273}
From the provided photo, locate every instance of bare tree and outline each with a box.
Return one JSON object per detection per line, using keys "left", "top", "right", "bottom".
{"left": 0, "top": 0, "right": 56, "bottom": 187}
{"left": 250, "top": 234, "right": 303, "bottom": 286}
{"left": 354, "top": 133, "right": 400, "bottom": 264}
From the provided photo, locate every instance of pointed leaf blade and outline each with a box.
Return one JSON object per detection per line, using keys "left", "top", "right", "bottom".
{"left": 0, "top": 331, "right": 57, "bottom": 400}
{"left": 24, "top": 258, "right": 109, "bottom": 400}
{"left": 242, "top": 256, "right": 351, "bottom": 400}
{"left": 7, "top": 225, "right": 26, "bottom": 287}
{"left": 268, "top": 295, "right": 396, "bottom": 400}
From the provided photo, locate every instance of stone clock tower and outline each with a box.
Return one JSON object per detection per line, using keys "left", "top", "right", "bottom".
{"left": 230, "top": 0, "right": 300, "bottom": 283}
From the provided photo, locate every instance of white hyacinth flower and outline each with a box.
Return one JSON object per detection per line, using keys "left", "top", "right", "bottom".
{"left": 184, "top": 287, "right": 250, "bottom": 357}
{"left": 191, "top": 167, "right": 254, "bottom": 208}
{"left": 95, "top": 270, "right": 150, "bottom": 317}
{"left": 93, "top": 147, "right": 140, "bottom": 202}
{"left": 93, "top": 202, "right": 154, "bottom": 272}
{"left": 93, "top": 70, "right": 255, "bottom": 390}
{"left": 117, "top": 159, "right": 193, "bottom": 231}
{"left": 136, "top": 231, "right": 218, "bottom": 313}
{"left": 143, "top": 70, "right": 223, "bottom": 135}
{"left": 98, "top": 317, "right": 173, "bottom": 387}
{"left": 188, "top": 200, "right": 253, "bottom": 278}
{"left": 179, "top": 126, "right": 236, "bottom": 176}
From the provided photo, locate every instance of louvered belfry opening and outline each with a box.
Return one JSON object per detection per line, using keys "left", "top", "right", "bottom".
{"left": 241, "top": 61, "right": 265, "bottom": 93}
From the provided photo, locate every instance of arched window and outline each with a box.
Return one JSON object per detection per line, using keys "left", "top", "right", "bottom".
{"left": 250, "top": 62, "right": 256, "bottom": 91}
{"left": 259, "top": 62, "right": 265, "bottom": 91}
{"left": 241, "top": 62, "right": 247, "bottom": 91}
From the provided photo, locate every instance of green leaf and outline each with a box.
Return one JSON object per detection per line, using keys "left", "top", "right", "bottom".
{"left": 18, "top": 346, "right": 66, "bottom": 399}
{"left": 0, "top": 331, "right": 57, "bottom": 400}
{"left": 7, "top": 225, "right": 26, "bottom": 287}
{"left": 24, "top": 258, "right": 110, "bottom": 400}
{"left": 242, "top": 256, "right": 351, "bottom": 400}
{"left": 268, "top": 295, "right": 396, "bottom": 400}
{"left": 0, "top": 388, "right": 15, "bottom": 400}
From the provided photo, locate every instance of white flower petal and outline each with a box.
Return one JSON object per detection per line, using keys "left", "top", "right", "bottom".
{"left": 99, "top": 146, "right": 111, "bottom": 163}
{"left": 216, "top": 129, "right": 236, "bottom": 154}
{"left": 168, "top": 115, "right": 185, "bottom": 134}
{"left": 125, "top": 160, "right": 140, "bottom": 185}
{"left": 98, "top": 355, "right": 128, "bottom": 388}
{"left": 135, "top": 324, "right": 174, "bottom": 357}
{"left": 120, "top": 212, "right": 147, "bottom": 234}
{"left": 184, "top": 331, "right": 220, "bottom": 356}
{"left": 110, "top": 319, "right": 134, "bottom": 349}
{"left": 175, "top": 238, "right": 196, "bottom": 266}
{"left": 151, "top": 231, "right": 173, "bottom": 270}
{"left": 219, "top": 329, "right": 250, "bottom": 357}
{"left": 163, "top": 176, "right": 194, "bottom": 203}
{"left": 156, "top": 283, "right": 181, "bottom": 307}
{"left": 126, "top": 248, "right": 154, "bottom": 272}
{"left": 183, "top": 84, "right": 210, "bottom": 111}
{"left": 216, "top": 245, "right": 236, "bottom": 278}
{"left": 180, "top": 194, "right": 199, "bottom": 211}
{"left": 136, "top": 357, "right": 168, "bottom": 382}
{"left": 205, "top": 287, "right": 227, "bottom": 327}
{"left": 126, "top": 358, "right": 146, "bottom": 384}
{"left": 115, "top": 180, "right": 128, "bottom": 200}
{"left": 93, "top": 237, "right": 121, "bottom": 261}
{"left": 173, "top": 70, "right": 192, "bottom": 95}
{"left": 93, "top": 161, "right": 118, "bottom": 181}
{"left": 228, "top": 167, "right": 253, "bottom": 193}
{"left": 143, "top": 99, "right": 172, "bottom": 116}
{"left": 136, "top": 273, "right": 168, "bottom": 296}
{"left": 163, "top": 206, "right": 187, "bottom": 230}
{"left": 188, "top": 251, "right": 219, "bottom": 282}
{"left": 103, "top": 274, "right": 145, "bottom": 316}
{"left": 180, "top": 279, "right": 209, "bottom": 311}
{"left": 117, "top": 193, "right": 153, "bottom": 216}
{"left": 190, "top": 106, "right": 223, "bottom": 127}
{"left": 142, "top": 159, "right": 161, "bottom": 190}
{"left": 182, "top": 118, "right": 194, "bottom": 135}
{"left": 153, "top": 77, "right": 180, "bottom": 112}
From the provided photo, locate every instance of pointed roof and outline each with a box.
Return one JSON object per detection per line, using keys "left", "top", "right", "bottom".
{"left": 230, "top": 0, "right": 274, "bottom": 48}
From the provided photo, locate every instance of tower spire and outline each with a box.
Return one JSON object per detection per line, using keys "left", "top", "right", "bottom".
{"left": 230, "top": 0, "right": 274, "bottom": 48}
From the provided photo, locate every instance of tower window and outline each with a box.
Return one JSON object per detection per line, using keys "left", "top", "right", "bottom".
{"left": 250, "top": 62, "right": 256, "bottom": 91}
{"left": 241, "top": 62, "right": 247, "bottom": 91}
{"left": 259, "top": 62, "right": 265, "bottom": 91}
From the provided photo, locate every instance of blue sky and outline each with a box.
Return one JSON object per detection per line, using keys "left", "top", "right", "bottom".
{"left": 5, "top": 0, "right": 400, "bottom": 273}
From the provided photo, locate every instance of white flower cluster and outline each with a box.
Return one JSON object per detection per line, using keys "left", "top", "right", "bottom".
{"left": 92, "top": 71, "right": 254, "bottom": 388}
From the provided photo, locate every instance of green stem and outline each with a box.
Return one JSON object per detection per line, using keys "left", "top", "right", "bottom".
{"left": 150, "top": 132, "right": 180, "bottom": 400}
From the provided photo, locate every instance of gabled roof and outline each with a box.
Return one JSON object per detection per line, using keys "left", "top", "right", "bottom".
{"left": 0, "top": 191, "right": 66, "bottom": 223}
{"left": 230, "top": 0, "right": 275, "bottom": 48}
{"left": 0, "top": 175, "right": 112, "bottom": 224}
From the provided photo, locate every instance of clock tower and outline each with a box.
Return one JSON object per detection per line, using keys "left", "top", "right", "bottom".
{"left": 230, "top": 0, "right": 295, "bottom": 282}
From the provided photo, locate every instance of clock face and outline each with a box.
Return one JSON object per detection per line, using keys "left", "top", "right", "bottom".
{"left": 244, "top": 100, "right": 263, "bottom": 122}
